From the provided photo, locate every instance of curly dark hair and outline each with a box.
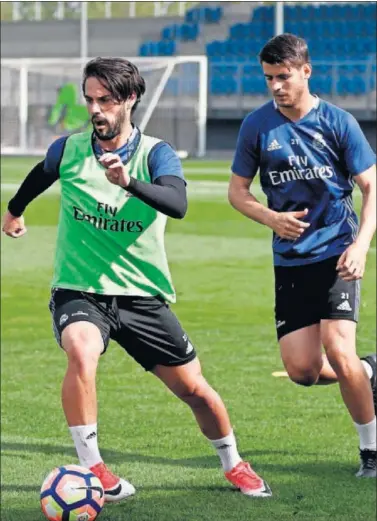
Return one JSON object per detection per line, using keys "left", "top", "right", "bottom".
{"left": 82, "top": 57, "right": 146, "bottom": 113}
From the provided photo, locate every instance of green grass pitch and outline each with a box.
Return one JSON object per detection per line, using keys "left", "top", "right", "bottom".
{"left": 1, "top": 155, "right": 376, "bottom": 521}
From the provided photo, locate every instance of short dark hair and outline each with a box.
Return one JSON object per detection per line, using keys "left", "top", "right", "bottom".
{"left": 259, "top": 33, "right": 310, "bottom": 68}
{"left": 82, "top": 57, "right": 146, "bottom": 113}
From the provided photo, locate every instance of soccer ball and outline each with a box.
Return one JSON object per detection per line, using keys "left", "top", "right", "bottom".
{"left": 40, "top": 464, "right": 104, "bottom": 521}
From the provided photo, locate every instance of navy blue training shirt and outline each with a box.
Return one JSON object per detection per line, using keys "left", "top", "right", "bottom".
{"left": 232, "top": 97, "right": 376, "bottom": 266}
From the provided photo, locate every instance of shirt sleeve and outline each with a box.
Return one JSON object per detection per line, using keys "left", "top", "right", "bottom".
{"left": 7, "top": 136, "right": 67, "bottom": 217}
{"left": 339, "top": 112, "right": 376, "bottom": 176}
{"left": 44, "top": 135, "right": 68, "bottom": 175}
{"left": 231, "top": 113, "right": 260, "bottom": 179}
{"left": 148, "top": 142, "right": 185, "bottom": 182}
{"left": 125, "top": 175, "right": 187, "bottom": 219}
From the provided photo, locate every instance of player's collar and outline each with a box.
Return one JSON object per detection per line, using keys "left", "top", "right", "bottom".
{"left": 273, "top": 95, "right": 320, "bottom": 111}
{"left": 92, "top": 125, "right": 140, "bottom": 155}
{"left": 91, "top": 125, "right": 142, "bottom": 166}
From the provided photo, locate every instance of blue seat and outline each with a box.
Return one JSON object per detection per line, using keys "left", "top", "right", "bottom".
{"left": 284, "top": 5, "right": 294, "bottom": 21}
{"left": 313, "top": 75, "right": 332, "bottom": 95}
{"left": 370, "top": 74, "right": 376, "bottom": 90}
{"left": 319, "top": 20, "right": 334, "bottom": 37}
{"left": 230, "top": 23, "right": 244, "bottom": 39}
{"left": 366, "top": 3, "right": 376, "bottom": 19}
{"left": 252, "top": 7, "right": 263, "bottom": 21}
{"left": 335, "top": 21, "right": 349, "bottom": 38}
{"left": 179, "top": 23, "right": 199, "bottom": 41}
{"left": 146, "top": 42, "right": 158, "bottom": 56}
{"left": 365, "top": 22, "right": 376, "bottom": 37}
{"left": 315, "top": 64, "right": 332, "bottom": 75}
{"left": 250, "top": 22, "right": 263, "bottom": 38}
{"left": 140, "top": 41, "right": 157, "bottom": 56}
{"left": 161, "top": 25, "right": 177, "bottom": 40}
{"left": 352, "top": 76, "right": 367, "bottom": 94}
{"left": 355, "top": 3, "right": 367, "bottom": 19}
{"left": 157, "top": 40, "right": 175, "bottom": 56}
{"left": 328, "top": 4, "right": 340, "bottom": 20}
{"left": 228, "top": 40, "right": 239, "bottom": 55}
{"left": 241, "top": 76, "right": 265, "bottom": 94}
{"left": 185, "top": 7, "right": 203, "bottom": 23}
{"left": 223, "top": 76, "right": 238, "bottom": 95}
{"left": 243, "top": 63, "right": 259, "bottom": 75}
{"left": 298, "top": 5, "right": 313, "bottom": 21}
{"left": 253, "top": 6, "right": 273, "bottom": 22}
{"left": 205, "top": 6, "right": 222, "bottom": 23}
{"left": 206, "top": 42, "right": 216, "bottom": 57}
{"left": 339, "top": 64, "right": 356, "bottom": 75}
{"left": 208, "top": 54, "right": 222, "bottom": 63}
{"left": 210, "top": 76, "right": 223, "bottom": 95}
{"left": 355, "top": 63, "right": 367, "bottom": 74}
{"left": 365, "top": 38, "right": 376, "bottom": 53}
{"left": 212, "top": 65, "right": 237, "bottom": 75}
{"left": 242, "top": 76, "right": 254, "bottom": 94}
{"left": 207, "top": 40, "right": 227, "bottom": 56}
{"left": 255, "top": 76, "right": 267, "bottom": 94}
{"left": 236, "top": 40, "right": 251, "bottom": 55}
{"left": 336, "top": 77, "right": 351, "bottom": 95}
{"left": 342, "top": 4, "right": 355, "bottom": 20}
{"left": 139, "top": 43, "right": 148, "bottom": 57}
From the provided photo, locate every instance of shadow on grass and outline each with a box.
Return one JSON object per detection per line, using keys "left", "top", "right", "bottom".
{"left": 1, "top": 479, "right": 375, "bottom": 521}
{"left": 2, "top": 441, "right": 317, "bottom": 469}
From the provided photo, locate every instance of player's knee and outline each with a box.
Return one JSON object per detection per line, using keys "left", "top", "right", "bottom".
{"left": 325, "top": 344, "right": 355, "bottom": 378}
{"left": 288, "top": 369, "right": 318, "bottom": 387}
{"left": 176, "top": 379, "right": 211, "bottom": 409}
{"left": 62, "top": 327, "right": 101, "bottom": 377}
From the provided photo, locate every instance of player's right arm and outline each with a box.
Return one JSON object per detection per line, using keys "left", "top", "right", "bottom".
{"left": 228, "top": 175, "right": 309, "bottom": 240}
{"left": 228, "top": 114, "right": 309, "bottom": 240}
{"left": 2, "top": 137, "right": 66, "bottom": 238}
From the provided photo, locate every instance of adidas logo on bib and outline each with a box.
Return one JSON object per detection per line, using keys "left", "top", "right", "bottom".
{"left": 337, "top": 300, "right": 352, "bottom": 312}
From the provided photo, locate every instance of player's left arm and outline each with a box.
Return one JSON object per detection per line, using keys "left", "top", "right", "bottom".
{"left": 336, "top": 112, "right": 376, "bottom": 281}
{"left": 337, "top": 164, "right": 376, "bottom": 281}
{"left": 100, "top": 142, "right": 187, "bottom": 219}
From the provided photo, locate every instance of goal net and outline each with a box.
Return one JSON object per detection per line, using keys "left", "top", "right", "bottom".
{"left": 1, "top": 56, "right": 207, "bottom": 158}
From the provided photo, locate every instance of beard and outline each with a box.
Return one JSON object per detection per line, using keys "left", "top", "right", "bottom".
{"left": 275, "top": 84, "right": 306, "bottom": 109}
{"left": 92, "top": 105, "right": 126, "bottom": 141}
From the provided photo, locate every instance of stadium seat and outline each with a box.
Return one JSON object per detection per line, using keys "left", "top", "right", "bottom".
{"left": 337, "top": 77, "right": 351, "bottom": 95}
{"left": 141, "top": 2, "right": 375, "bottom": 99}
{"left": 185, "top": 6, "right": 223, "bottom": 24}
{"left": 351, "top": 76, "right": 367, "bottom": 94}
{"left": 157, "top": 40, "right": 175, "bottom": 56}
{"left": 210, "top": 75, "right": 238, "bottom": 95}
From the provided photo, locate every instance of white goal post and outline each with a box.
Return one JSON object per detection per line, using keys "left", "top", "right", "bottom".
{"left": 1, "top": 55, "right": 208, "bottom": 158}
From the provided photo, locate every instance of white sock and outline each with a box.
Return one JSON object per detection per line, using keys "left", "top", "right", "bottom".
{"left": 355, "top": 417, "right": 377, "bottom": 451}
{"left": 69, "top": 424, "right": 103, "bottom": 468}
{"left": 209, "top": 430, "right": 242, "bottom": 472}
{"left": 361, "top": 360, "right": 373, "bottom": 380}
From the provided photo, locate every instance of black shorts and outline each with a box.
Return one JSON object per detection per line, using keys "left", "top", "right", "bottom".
{"left": 274, "top": 255, "right": 361, "bottom": 340}
{"left": 49, "top": 289, "right": 197, "bottom": 371}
